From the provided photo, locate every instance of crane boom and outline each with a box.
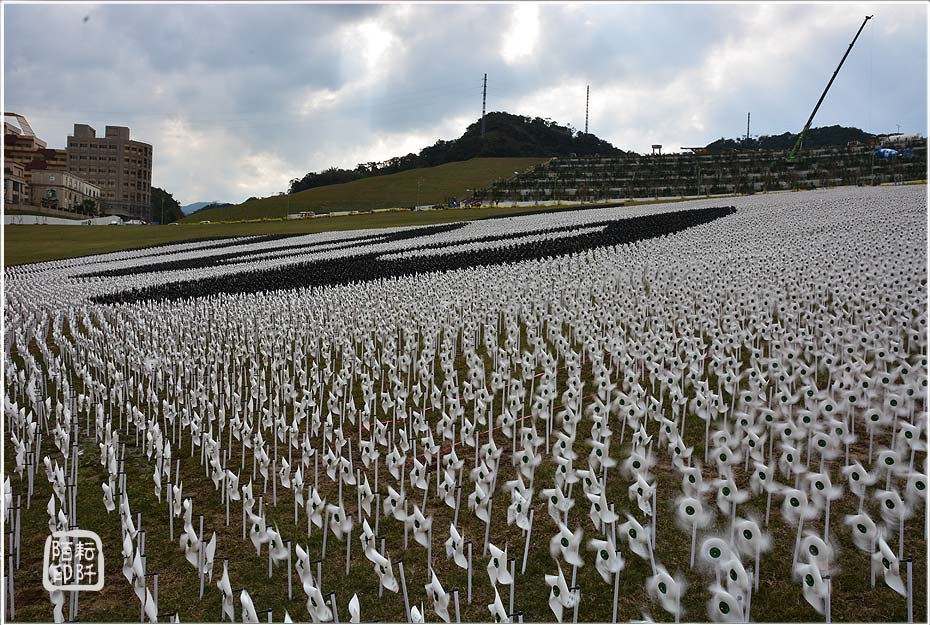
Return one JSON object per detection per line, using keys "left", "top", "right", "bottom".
{"left": 787, "top": 15, "right": 873, "bottom": 161}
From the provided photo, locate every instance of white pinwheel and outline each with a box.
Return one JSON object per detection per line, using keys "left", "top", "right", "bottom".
{"left": 405, "top": 504, "right": 432, "bottom": 548}
{"left": 794, "top": 561, "right": 829, "bottom": 614}
{"left": 445, "top": 523, "right": 469, "bottom": 569}
{"left": 424, "top": 569, "right": 451, "bottom": 623}
{"left": 488, "top": 586, "right": 510, "bottom": 624}
{"left": 370, "top": 549, "right": 399, "bottom": 593}
{"left": 542, "top": 483, "right": 574, "bottom": 524}
{"left": 707, "top": 583, "right": 743, "bottom": 623}
{"left": 549, "top": 523, "right": 584, "bottom": 567}
{"left": 216, "top": 559, "right": 234, "bottom": 622}
{"left": 619, "top": 514, "right": 652, "bottom": 561}
{"left": 588, "top": 536, "right": 624, "bottom": 584}
{"left": 645, "top": 565, "right": 683, "bottom": 620}
{"left": 545, "top": 563, "right": 577, "bottom": 623}
{"left": 487, "top": 542, "right": 513, "bottom": 585}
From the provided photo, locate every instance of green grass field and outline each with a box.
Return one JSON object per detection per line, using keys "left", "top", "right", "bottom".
{"left": 6, "top": 200, "right": 641, "bottom": 266}
{"left": 180, "top": 157, "right": 549, "bottom": 222}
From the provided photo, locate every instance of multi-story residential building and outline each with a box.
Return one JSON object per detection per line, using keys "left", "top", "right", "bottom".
{"left": 29, "top": 170, "right": 101, "bottom": 214}
{"left": 66, "top": 124, "right": 153, "bottom": 220}
{"left": 4, "top": 112, "right": 67, "bottom": 179}
{"left": 3, "top": 162, "right": 28, "bottom": 206}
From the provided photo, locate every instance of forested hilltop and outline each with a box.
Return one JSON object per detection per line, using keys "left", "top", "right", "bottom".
{"left": 704, "top": 125, "right": 875, "bottom": 153}
{"left": 287, "top": 112, "right": 625, "bottom": 194}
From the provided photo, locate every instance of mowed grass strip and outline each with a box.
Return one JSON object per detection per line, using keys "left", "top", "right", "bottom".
{"left": 4, "top": 194, "right": 707, "bottom": 267}
{"left": 181, "top": 157, "right": 550, "bottom": 223}
{"left": 3, "top": 204, "right": 552, "bottom": 266}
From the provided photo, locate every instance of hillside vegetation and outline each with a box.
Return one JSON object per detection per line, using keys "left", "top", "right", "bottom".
{"left": 287, "top": 112, "right": 624, "bottom": 194}
{"left": 182, "top": 157, "right": 547, "bottom": 222}
{"left": 705, "top": 125, "right": 875, "bottom": 153}
{"left": 151, "top": 187, "right": 185, "bottom": 223}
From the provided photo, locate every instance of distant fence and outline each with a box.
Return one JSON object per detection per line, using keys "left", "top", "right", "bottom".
{"left": 4, "top": 203, "right": 98, "bottom": 220}
{"left": 4, "top": 214, "right": 117, "bottom": 226}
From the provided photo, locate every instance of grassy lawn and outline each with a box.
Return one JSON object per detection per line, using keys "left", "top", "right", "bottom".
{"left": 3, "top": 196, "right": 716, "bottom": 266}
{"left": 180, "top": 157, "right": 549, "bottom": 222}
{"left": 4, "top": 204, "right": 550, "bottom": 266}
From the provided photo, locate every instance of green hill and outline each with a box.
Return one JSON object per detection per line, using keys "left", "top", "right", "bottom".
{"left": 287, "top": 112, "right": 625, "bottom": 194}
{"left": 424, "top": 111, "right": 625, "bottom": 162}
{"left": 181, "top": 157, "right": 548, "bottom": 222}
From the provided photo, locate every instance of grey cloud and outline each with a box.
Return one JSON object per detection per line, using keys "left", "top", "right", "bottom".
{"left": 4, "top": 3, "right": 926, "bottom": 205}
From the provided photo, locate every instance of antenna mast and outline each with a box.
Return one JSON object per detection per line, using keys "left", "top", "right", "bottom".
{"left": 585, "top": 85, "right": 590, "bottom": 134}
{"left": 481, "top": 73, "right": 487, "bottom": 138}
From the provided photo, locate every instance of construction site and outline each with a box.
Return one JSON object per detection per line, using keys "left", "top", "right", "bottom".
{"left": 478, "top": 138, "right": 927, "bottom": 205}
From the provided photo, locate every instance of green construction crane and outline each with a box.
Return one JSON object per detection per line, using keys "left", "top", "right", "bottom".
{"left": 787, "top": 15, "right": 873, "bottom": 162}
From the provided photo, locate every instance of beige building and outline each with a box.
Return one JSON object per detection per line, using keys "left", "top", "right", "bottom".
{"left": 67, "top": 124, "right": 152, "bottom": 220}
{"left": 4, "top": 162, "right": 28, "bottom": 206}
{"left": 29, "top": 169, "right": 101, "bottom": 214}
{"left": 4, "top": 112, "right": 67, "bottom": 180}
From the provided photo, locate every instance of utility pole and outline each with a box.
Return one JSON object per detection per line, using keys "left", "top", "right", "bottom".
{"left": 160, "top": 195, "right": 164, "bottom": 225}
{"left": 746, "top": 112, "right": 751, "bottom": 142}
{"left": 585, "top": 85, "right": 590, "bottom": 135}
{"left": 481, "top": 73, "right": 487, "bottom": 138}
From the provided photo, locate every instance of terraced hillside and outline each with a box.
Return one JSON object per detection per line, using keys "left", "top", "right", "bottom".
{"left": 482, "top": 141, "right": 928, "bottom": 203}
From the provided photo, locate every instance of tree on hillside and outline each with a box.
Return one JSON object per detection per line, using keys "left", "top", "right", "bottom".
{"left": 150, "top": 187, "right": 185, "bottom": 223}
{"left": 704, "top": 125, "right": 876, "bottom": 154}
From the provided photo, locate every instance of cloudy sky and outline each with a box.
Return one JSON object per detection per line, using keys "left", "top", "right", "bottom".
{"left": 4, "top": 2, "right": 927, "bottom": 205}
